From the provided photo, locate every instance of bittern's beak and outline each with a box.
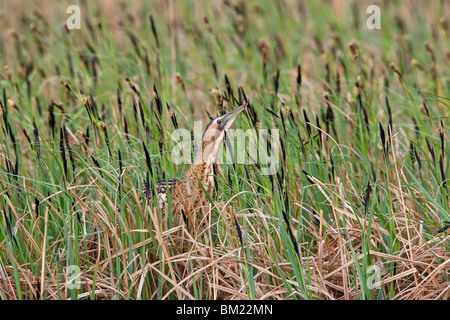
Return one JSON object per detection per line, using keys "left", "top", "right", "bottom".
{"left": 219, "top": 103, "right": 247, "bottom": 132}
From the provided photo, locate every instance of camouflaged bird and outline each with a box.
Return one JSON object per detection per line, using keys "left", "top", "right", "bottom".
{"left": 154, "top": 104, "right": 246, "bottom": 226}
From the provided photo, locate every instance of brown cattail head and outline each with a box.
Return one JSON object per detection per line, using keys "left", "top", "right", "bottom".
{"left": 149, "top": 14, "right": 160, "bottom": 48}
{"left": 98, "top": 120, "right": 107, "bottom": 139}
{"left": 210, "top": 88, "right": 224, "bottom": 113}
{"left": 296, "top": 64, "right": 302, "bottom": 88}
{"left": 424, "top": 42, "right": 436, "bottom": 63}
{"left": 332, "top": 32, "right": 343, "bottom": 49}
{"left": 80, "top": 93, "right": 88, "bottom": 106}
{"left": 349, "top": 40, "right": 360, "bottom": 60}
{"left": 257, "top": 39, "right": 270, "bottom": 63}
{"left": 236, "top": 15, "right": 245, "bottom": 35}
{"left": 281, "top": 104, "right": 291, "bottom": 116}
{"left": 4, "top": 65, "right": 12, "bottom": 83}
{"left": 410, "top": 58, "right": 424, "bottom": 70}
{"left": 390, "top": 62, "right": 404, "bottom": 80}
{"left": 30, "top": 24, "right": 42, "bottom": 36}
{"left": 60, "top": 79, "right": 72, "bottom": 93}
{"left": 176, "top": 73, "right": 186, "bottom": 92}
{"left": 440, "top": 17, "right": 449, "bottom": 38}
{"left": 203, "top": 16, "right": 212, "bottom": 33}
{"left": 125, "top": 78, "right": 140, "bottom": 95}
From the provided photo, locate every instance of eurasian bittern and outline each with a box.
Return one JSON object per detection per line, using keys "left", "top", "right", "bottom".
{"left": 155, "top": 103, "right": 246, "bottom": 226}
{"left": 80, "top": 104, "right": 246, "bottom": 259}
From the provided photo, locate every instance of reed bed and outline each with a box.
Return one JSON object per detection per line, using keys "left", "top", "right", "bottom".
{"left": 0, "top": 0, "right": 448, "bottom": 300}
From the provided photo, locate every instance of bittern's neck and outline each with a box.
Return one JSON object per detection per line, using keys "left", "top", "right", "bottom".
{"left": 201, "top": 137, "right": 222, "bottom": 163}
{"left": 182, "top": 140, "right": 220, "bottom": 180}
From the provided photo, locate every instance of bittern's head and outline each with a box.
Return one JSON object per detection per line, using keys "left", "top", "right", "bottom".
{"left": 200, "top": 103, "right": 246, "bottom": 164}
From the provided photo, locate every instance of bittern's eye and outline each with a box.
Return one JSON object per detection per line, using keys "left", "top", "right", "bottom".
{"left": 217, "top": 119, "right": 222, "bottom": 125}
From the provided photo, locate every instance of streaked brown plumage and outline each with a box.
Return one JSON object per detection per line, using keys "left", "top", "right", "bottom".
{"left": 156, "top": 104, "right": 246, "bottom": 226}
